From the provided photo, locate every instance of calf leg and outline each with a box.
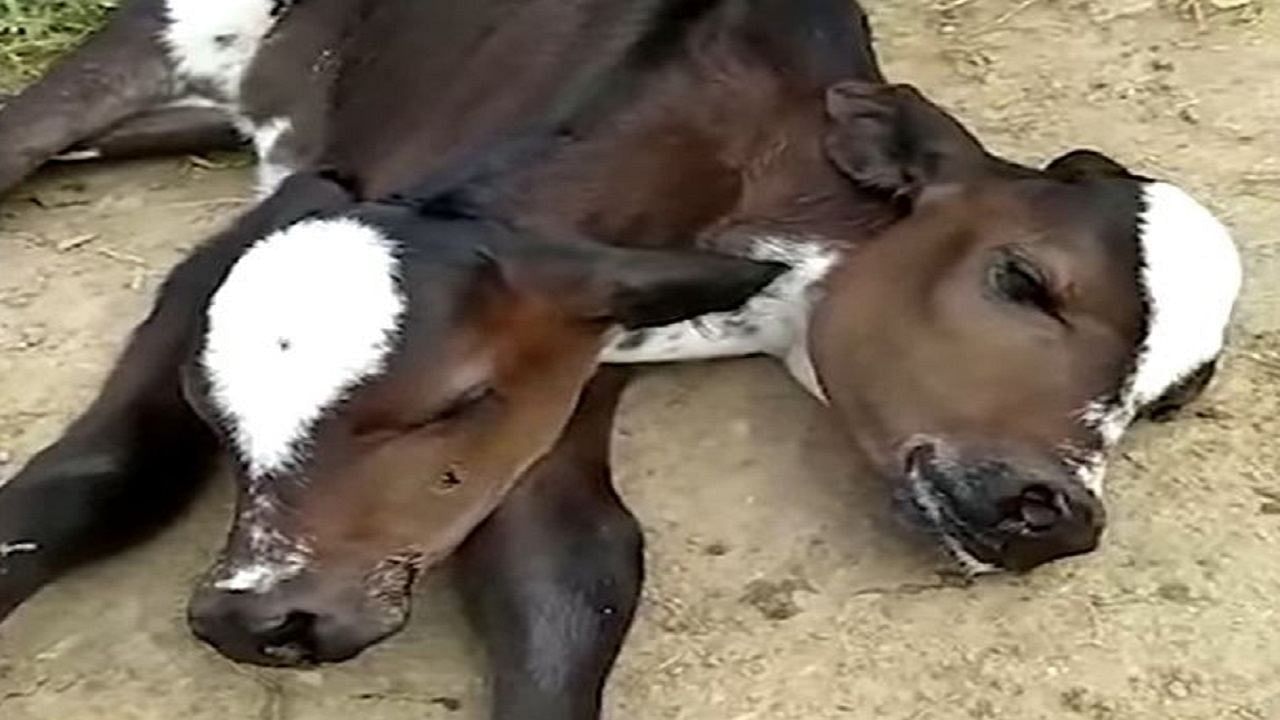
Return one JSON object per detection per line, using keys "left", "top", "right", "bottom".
{"left": 0, "top": 263, "right": 217, "bottom": 622}
{"left": 455, "top": 368, "right": 642, "bottom": 720}
{"left": 51, "top": 105, "right": 246, "bottom": 164}
{"left": 0, "top": 172, "right": 356, "bottom": 622}
{"left": 0, "top": 0, "right": 179, "bottom": 196}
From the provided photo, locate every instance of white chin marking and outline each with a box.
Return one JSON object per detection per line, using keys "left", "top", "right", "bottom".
{"left": 1081, "top": 181, "right": 1242, "bottom": 459}
{"left": 202, "top": 217, "right": 405, "bottom": 478}
{"left": 163, "top": 0, "right": 278, "bottom": 101}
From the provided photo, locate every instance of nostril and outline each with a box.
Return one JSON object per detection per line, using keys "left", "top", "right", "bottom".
{"left": 257, "top": 611, "right": 318, "bottom": 664}
{"left": 260, "top": 640, "right": 313, "bottom": 666}
{"left": 263, "top": 610, "right": 315, "bottom": 641}
{"left": 1000, "top": 484, "right": 1066, "bottom": 532}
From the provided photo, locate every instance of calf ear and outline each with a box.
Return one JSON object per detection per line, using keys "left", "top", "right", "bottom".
{"left": 509, "top": 245, "right": 787, "bottom": 330}
{"left": 591, "top": 248, "right": 787, "bottom": 329}
{"left": 1044, "top": 149, "right": 1139, "bottom": 182}
{"left": 823, "top": 81, "right": 995, "bottom": 202}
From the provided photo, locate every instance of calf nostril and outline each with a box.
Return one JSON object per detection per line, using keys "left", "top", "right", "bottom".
{"left": 1020, "top": 485, "right": 1066, "bottom": 530}
{"left": 999, "top": 484, "right": 1065, "bottom": 532}
{"left": 257, "top": 611, "right": 319, "bottom": 664}
{"left": 260, "top": 640, "right": 313, "bottom": 666}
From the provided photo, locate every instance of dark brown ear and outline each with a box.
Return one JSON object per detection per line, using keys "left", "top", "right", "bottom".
{"left": 1043, "top": 149, "right": 1137, "bottom": 182}
{"left": 592, "top": 247, "right": 787, "bottom": 329}
{"left": 823, "top": 81, "right": 995, "bottom": 201}
{"left": 508, "top": 244, "right": 787, "bottom": 330}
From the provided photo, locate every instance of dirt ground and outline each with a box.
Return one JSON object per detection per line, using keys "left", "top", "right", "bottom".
{"left": 1, "top": 1, "right": 1278, "bottom": 718}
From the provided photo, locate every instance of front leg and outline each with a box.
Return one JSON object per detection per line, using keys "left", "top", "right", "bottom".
{"left": 50, "top": 105, "right": 246, "bottom": 165}
{"left": 0, "top": 172, "right": 355, "bottom": 622}
{"left": 455, "top": 368, "right": 642, "bottom": 720}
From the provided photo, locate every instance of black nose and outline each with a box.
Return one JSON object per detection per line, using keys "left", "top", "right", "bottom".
{"left": 997, "top": 483, "right": 1072, "bottom": 533}
{"left": 910, "top": 445, "right": 1105, "bottom": 570}
{"left": 186, "top": 584, "right": 378, "bottom": 666}
{"left": 187, "top": 588, "right": 325, "bottom": 667}
{"left": 996, "top": 479, "right": 1104, "bottom": 570}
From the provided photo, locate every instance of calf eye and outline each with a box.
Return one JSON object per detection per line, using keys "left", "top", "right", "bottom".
{"left": 409, "top": 385, "right": 496, "bottom": 430}
{"left": 989, "top": 254, "right": 1060, "bottom": 319}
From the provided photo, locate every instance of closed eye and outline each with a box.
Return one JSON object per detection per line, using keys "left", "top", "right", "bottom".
{"left": 350, "top": 385, "right": 497, "bottom": 441}
{"left": 988, "top": 252, "right": 1062, "bottom": 321}
{"left": 407, "top": 385, "right": 497, "bottom": 431}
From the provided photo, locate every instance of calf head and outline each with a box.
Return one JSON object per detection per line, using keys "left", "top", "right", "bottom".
{"left": 811, "top": 82, "right": 1241, "bottom": 572}
{"left": 183, "top": 188, "right": 783, "bottom": 666}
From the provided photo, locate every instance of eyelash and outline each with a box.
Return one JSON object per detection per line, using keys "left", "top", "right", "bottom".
{"left": 990, "top": 255, "right": 1060, "bottom": 319}
{"left": 409, "top": 386, "right": 496, "bottom": 430}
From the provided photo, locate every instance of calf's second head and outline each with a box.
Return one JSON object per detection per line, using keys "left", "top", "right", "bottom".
{"left": 183, "top": 186, "right": 782, "bottom": 666}
{"left": 809, "top": 82, "right": 1242, "bottom": 572}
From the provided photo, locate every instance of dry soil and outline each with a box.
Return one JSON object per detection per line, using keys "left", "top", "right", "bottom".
{"left": 1, "top": 1, "right": 1278, "bottom": 718}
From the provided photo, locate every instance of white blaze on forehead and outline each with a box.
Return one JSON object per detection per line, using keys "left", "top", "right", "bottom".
{"left": 202, "top": 217, "right": 406, "bottom": 477}
{"left": 1083, "top": 181, "right": 1243, "bottom": 452}
{"left": 1129, "top": 182, "right": 1242, "bottom": 408}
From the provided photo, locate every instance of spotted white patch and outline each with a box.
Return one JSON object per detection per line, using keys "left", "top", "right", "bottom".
{"left": 215, "top": 527, "right": 311, "bottom": 593}
{"left": 603, "top": 236, "right": 837, "bottom": 400}
{"left": 163, "top": 0, "right": 279, "bottom": 102}
{"left": 1078, "top": 181, "right": 1242, "bottom": 479}
{"left": 212, "top": 486, "right": 314, "bottom": 593}
{"left": 202, "top": 217, "right": 405, "bottom": 478}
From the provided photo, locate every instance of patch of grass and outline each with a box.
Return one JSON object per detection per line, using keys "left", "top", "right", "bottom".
{"left": 0, "top": 0, "right": 117, "bottom": 90}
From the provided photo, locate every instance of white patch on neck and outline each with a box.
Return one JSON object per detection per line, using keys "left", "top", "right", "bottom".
{"left": 163, "top": 0, "right": 279, "bottom": 102}
{"left": 601, "top": 236, "right": 837, "bottom": 400}
{"left": 1079, "top": 181, "right": 1242, "bottom": 474}
{"left": 252, "top": 117, "right": 296, "bottom": 197}
{"left": 202, "top": 217, "right": 405, "bottom": 478}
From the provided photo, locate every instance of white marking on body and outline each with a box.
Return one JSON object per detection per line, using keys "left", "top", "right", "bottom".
{"left": 252, "top": 117, "right": 296, "bottom": 196}
{"left": 162, "top": 0, "right": 279, "bottom": 102}
{"left": 0, "top": 540, "right": 39, "bottom": 558}
{"left": 51, "top": 149, "right": 102, "bottom": 162}
{"left": 214, "top": 490, "right": 312, "bottom": 593}
{"left": 164, "top": 95, "right": 228, "bottom": 111}
{"left": 202, "top": 217, "right": 405, "bottom": 478}
{"left": 215, "top": 531, "right": 310, "bottom": 593}
{"left": 603, "top": 236, "right": 837, "bottom": 400}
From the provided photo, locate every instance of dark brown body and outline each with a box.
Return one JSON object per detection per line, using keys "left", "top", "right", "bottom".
{"left": 0, "top": 1, "right": 1237, "bottom": 718}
